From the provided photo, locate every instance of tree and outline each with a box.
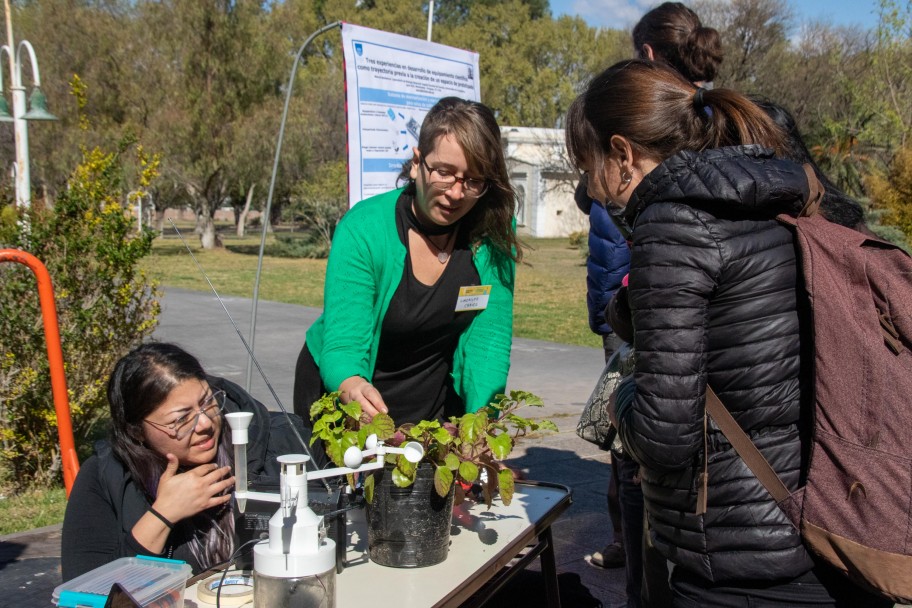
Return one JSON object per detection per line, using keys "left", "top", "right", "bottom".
{"left": 440, "top": 3, "right": 628, "bottom": 127}
{"left": 431, "top": 0, "right": 550, "bottom": 25}
{"left": 868, "top": 0, "right": 912, "bottom": 149}
{"left": 694, "top": 0, "right": 794, "bottom": 94}
{"left": 283, "top": 158, "right": 348, "bottom": 255}
{"left": 867, "top": 145, "right": 912, "bottom": 246}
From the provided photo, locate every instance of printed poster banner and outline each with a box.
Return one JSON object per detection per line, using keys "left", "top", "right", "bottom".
{"left": 341, "top": 23, "right": 481, "bottom": 206}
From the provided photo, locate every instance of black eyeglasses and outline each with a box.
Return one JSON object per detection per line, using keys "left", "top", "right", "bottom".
{"left": 144, "top": 390, "right": 226, "bottom": 440}
{"left": 419, "top": 157, "right": 489, "bottom": 197}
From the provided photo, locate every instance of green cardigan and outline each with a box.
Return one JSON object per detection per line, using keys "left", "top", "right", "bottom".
{"left": 304, "top": 188, "right": 515, "bottom": 413}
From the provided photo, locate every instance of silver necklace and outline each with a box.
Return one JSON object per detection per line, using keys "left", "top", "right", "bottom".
{"left": 427, "top": 230, "right": 457, "bottom": 264}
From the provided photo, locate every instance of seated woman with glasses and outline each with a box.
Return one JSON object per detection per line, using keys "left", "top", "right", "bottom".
{"left": 62, "top": 342, "right": 282, "bottom": 580}
{"left": 294, "top": 97, "right": 519, "bottom": 453}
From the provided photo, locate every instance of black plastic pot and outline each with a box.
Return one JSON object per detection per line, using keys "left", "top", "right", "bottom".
{"left": 366, "top": 462, "right": 455, "bottom": 568}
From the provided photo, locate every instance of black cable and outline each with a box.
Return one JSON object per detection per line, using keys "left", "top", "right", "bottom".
{"left": 209, "top": 537, "right": 263, "bottom": 608}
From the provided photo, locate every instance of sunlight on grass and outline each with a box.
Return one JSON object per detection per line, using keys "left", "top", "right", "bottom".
{"left": 143, "top": 228, "right": 600, "bottom": 348}
{"left": 0, "top": 486, "right": 67, "bottom": 535}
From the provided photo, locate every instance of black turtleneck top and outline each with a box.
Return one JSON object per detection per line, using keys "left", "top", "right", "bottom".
{"left": 371, "top": 193, "right": 481, "bottom": 424}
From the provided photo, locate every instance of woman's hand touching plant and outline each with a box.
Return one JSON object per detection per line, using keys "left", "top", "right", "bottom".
{"left": 310, "top": 390, "right": 557, "bottom": 507}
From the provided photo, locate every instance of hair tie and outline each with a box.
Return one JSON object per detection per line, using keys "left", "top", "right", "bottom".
{"left": 693, "top": 87, "right": 707, "bottom": 111}
{"left": 149, "top": 506, "right": 175, "bottom": 530}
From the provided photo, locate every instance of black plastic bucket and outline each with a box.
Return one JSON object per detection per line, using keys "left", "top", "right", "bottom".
{"left": 366, "top": 463, "right": 455, "bottom": 567}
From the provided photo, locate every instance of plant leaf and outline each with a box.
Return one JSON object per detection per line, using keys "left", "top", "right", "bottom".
{"left": 434, "top": 465, "right": 454, "bottom": 498}
{"left": 444, "top": 453, "right": 460, "bottom": 471}
{"left": 497, "top": 468, "right": 515, "bottom": 505}
{"left": 396, "top": 455, "right": 416, "bottom": 478}
{"left": 325, "top": 441, "right": 344, "bottom": 467}
{"left": 340, "top": 431, "right": 360, "bottom": 453}
{"left": 458, "top": 460, "right": 479, "bottom": 483}
{"left": 536, "top": 420, "right": 559, "bottom": 433}
{"left": 485, "top": 433, "right": 513, "bottom": 460}
{"left": 366, "top": 412, "right": 395, "bottom": 439}
{"left": 391, "top": 465, "right": 415, "bottom": 488}
{"left": 363, "top": 473, "right": 375, "bottom": 503}
{"left": 498, "top": 468, "right": 515, "bottom": 506}
{"left": 310, "top": 418, "right": 327, "bottom": 442}
{"left": 458, "top": 413, "right": 479, "bottom": 444}
{"left": 432, "top": 426, "right": 453, "bottom": 445}
{"left": 340, "top": 400, "right": 362, "bottom": 420}
{"left": 511, "top": 390, "right": 544, "bottom": 407}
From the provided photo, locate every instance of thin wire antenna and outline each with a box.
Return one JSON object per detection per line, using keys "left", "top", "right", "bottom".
{"left": 168, "top": 220, "right": 328, "bottom": 489}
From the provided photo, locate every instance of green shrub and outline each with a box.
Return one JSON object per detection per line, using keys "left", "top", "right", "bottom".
{"left": 866, "top": 145, "right": 912, "bottom": 246}
{"left": 0, "top": 141, "right": 160, "bottom": 489}
{"left": 283, "top": 160, "right": 348, "bottom": 253}
{"left": 567, "top": 230, "right": 587, "bottom": 248}
{"left": 268, "top": 231, "right": 331, "bottom": 259}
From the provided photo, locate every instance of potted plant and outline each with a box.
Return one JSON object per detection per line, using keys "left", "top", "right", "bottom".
{"left": 309, "top": 390, "right": 557, "bottom": 567}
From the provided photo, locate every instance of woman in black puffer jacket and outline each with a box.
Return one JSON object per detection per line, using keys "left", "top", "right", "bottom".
{"left": 565, "top": 59, "right": 889, "bottom": 607}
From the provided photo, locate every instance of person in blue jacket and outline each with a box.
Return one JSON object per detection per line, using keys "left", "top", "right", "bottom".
{"left": 576, "top": 173, "right": 631, "bottom": 573}
{"left": 576, "top": 177, "right": 631, "bottom": 361}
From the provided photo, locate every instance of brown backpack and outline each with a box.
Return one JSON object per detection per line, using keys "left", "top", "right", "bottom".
{"left": 699, "top": 166, "right": 912, "bottom": 603}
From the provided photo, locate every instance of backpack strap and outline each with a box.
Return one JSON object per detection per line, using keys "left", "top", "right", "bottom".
{"left": 799, "top": 163, "right": 825, "bottom": 218}
{"left": 696, "top": 386, "right": 791, "bottom": 514}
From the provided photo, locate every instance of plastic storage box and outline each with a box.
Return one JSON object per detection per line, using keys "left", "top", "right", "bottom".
{"left": 52, "top": 555, "right": 192, "bottom": 608}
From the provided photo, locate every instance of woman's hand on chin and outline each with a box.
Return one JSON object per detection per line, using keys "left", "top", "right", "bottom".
{"left": 339, "top": 376, "right": 389, "bottom": 419}
{"left": 153, "top": 453, "right": 234, "bottom": 522}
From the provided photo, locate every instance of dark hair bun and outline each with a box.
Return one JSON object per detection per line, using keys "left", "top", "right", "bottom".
{"left": 683, "top": 26, "right": 723, "bottom": 83}
{"left": 633, "top": 2, "right": 723, "bottom": 84}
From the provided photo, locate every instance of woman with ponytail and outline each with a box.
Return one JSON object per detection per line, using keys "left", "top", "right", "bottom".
{"left": 566, "top": 59, "right": 889, "bottom": 607}
{"left": 62, "top": 343, "right": 278, "bottom": 580}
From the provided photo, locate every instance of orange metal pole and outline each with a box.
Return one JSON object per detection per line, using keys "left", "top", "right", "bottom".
{"left": 0, "top": 249, "right": 79, "bottom": 496}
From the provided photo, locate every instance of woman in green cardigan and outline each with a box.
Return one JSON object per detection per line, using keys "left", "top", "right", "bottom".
{"left": 294, "top": 97, "right": 520, "bottom": 447}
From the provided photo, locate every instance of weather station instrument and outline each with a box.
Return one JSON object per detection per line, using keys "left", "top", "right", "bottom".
{"left": 225, "top": 413, "right": 423, "bottom": 608}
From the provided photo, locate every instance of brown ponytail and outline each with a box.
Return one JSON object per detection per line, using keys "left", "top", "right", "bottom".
{"left": 565, "top": 60, "right": 787, "bottom": 170}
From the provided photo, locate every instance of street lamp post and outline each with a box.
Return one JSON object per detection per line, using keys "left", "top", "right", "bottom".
{"left": 1, "top": 0, "right": 56, "bottom": 209}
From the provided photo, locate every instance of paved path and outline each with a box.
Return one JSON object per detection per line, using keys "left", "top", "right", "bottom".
{"left": 0, "top": 288, "right": 626, "bottom": 607}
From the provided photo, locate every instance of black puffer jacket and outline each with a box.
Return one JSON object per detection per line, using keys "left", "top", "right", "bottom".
{"left": 616, "top": 146, "right": 815, "bottom": 583}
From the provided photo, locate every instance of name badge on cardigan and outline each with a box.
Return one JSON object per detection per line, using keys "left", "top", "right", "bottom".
{"left": 455, "top": 285, "right": 491, "bottom": 311}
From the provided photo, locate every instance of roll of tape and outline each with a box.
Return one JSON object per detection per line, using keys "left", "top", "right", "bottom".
{"left": 196, "top": 571, "right": 254, "bottom": 607}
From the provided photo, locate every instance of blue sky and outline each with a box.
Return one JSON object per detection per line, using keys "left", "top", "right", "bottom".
{"left": 549, "top": 0, "right": 882, "bottom": 32}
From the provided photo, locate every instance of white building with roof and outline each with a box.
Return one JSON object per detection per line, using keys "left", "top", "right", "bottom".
{"left": 501, "top": 126, "right": 586, "bottom": 238}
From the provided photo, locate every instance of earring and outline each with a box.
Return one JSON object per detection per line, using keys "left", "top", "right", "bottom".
{"left": 621, "top": 168, "right": 632, "bottom": 184}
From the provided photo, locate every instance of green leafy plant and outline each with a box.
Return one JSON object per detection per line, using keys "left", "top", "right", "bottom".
{"left": 0, "top": 78, "right": 161, "bottom": 489}
{"left": 310, "top": 390, "right": 556, "bottom": 507}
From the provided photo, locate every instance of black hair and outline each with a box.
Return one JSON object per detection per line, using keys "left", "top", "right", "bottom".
{"left": 566, "top": 60, "right": 787, "bottom": 173}
{"left": 633, "top": 2, "right": 723, "bottom": 84}
{"left": 107, "top": 342, "right": 234, "bottom": 569}
{"left": 751, "top": 98, "right": 866, "bottom": 228}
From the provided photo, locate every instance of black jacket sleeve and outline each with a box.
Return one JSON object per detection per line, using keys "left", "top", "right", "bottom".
{"left": 60, "top": 456, "right": 157, "bottom": 581}
{"left": 618, "top": 203, "right": 721, "bottom": 472}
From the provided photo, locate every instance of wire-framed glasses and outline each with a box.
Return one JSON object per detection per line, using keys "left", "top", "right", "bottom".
{"left": 419, "top": 156, "right": 489, "bottom": 197}
{"left": 144, "top": 390, "right": 227, "bottom": 440}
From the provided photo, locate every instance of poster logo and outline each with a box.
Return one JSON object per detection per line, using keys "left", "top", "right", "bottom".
{"left": 355, "top": 43, "right": 363, "bottom": 56}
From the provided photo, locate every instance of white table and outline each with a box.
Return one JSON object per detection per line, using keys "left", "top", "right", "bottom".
{"left": 185, "top": 481, "right": 571, "bottom": 608}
